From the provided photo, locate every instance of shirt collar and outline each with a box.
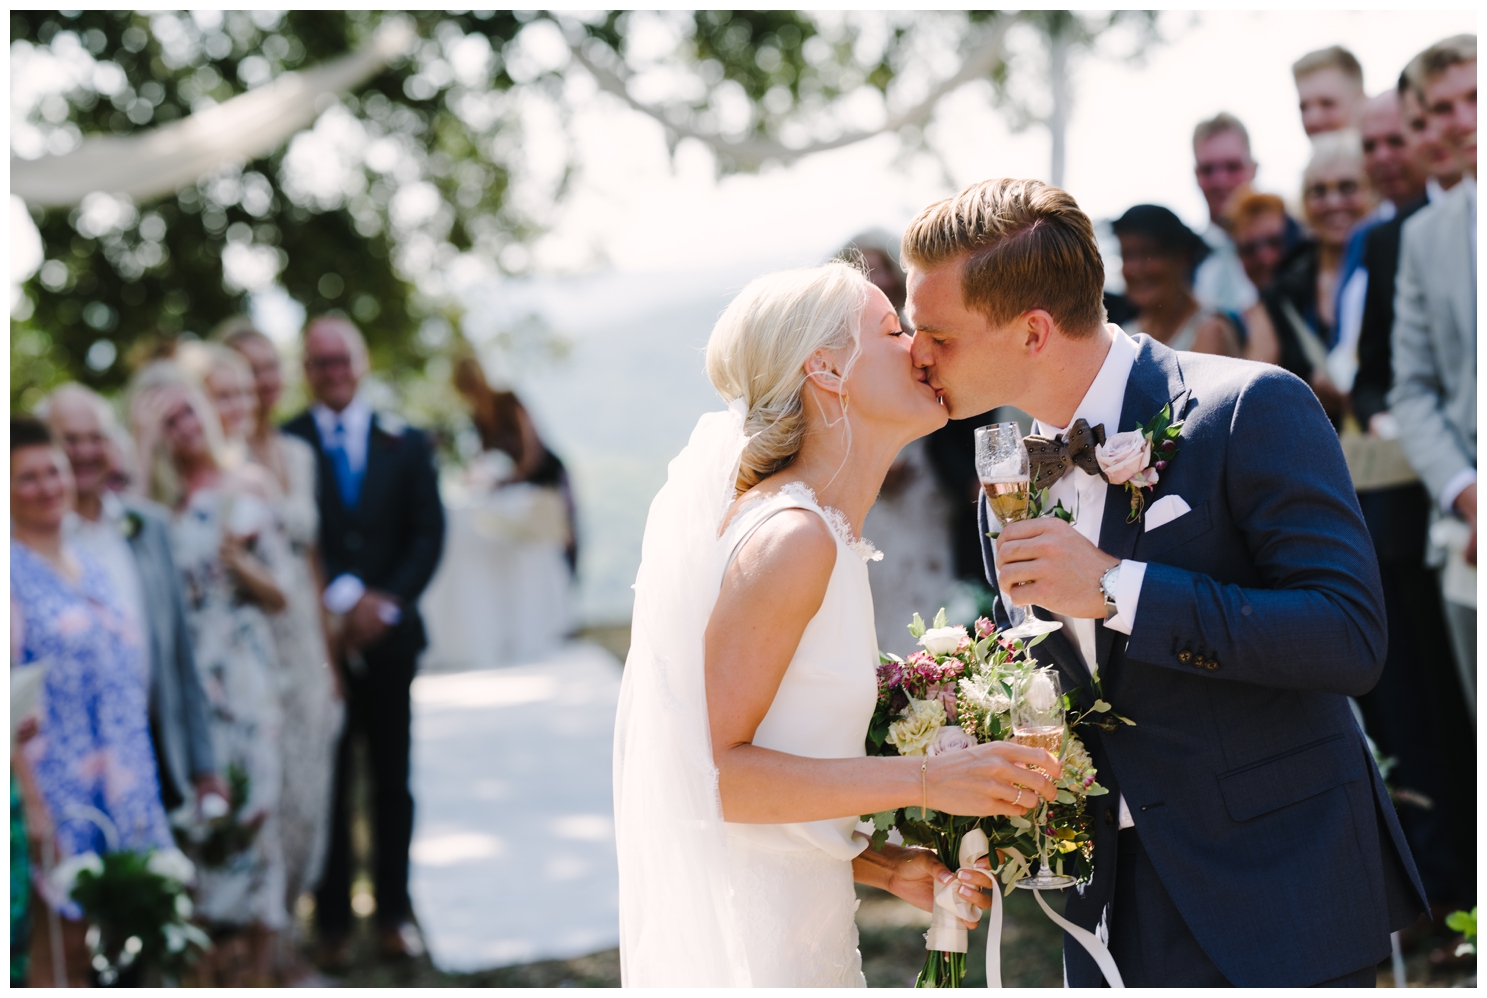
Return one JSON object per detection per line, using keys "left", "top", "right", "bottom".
{"left": 63, "top": 491, "right": 127, "bottom": 536}
{"left": 312, "top": 396, "right": 372, "bottom": 438}
{"left": 1033, "top": 326, "right": 1140, "bottom": 440}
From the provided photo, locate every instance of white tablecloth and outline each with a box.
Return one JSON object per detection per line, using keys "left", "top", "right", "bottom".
{"left": 420, "top": 483, "right": 574, "bottom": 672}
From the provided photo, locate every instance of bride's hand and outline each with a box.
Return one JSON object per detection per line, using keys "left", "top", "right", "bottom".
{"left": 882, "top": 845, "right": 996, "bottom": 929}
{"left": 927, "top": 741, "right": 1059, "bottom": 817}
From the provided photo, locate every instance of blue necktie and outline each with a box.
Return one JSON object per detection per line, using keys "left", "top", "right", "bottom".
{"left": 326, "top": 419, "right": 364, "bottom": 509}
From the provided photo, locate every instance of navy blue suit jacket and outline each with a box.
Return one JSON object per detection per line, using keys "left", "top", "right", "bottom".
{"left": 978, "top": 336, "right": 1426, "bottom": 986}
{"left": 284, "top": 411, "right": 445, "bottom": 660}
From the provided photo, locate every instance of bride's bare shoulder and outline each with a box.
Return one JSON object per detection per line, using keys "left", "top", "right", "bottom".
{"left": 727, "top": 505, "right": 836, "bottom": 588}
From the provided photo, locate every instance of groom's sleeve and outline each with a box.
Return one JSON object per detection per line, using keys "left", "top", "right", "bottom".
{"left": 1121, "top": 368, "right": 1388, "bottom": 696}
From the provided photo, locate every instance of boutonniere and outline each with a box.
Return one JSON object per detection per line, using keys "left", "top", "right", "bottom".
{"left": 121, "top": 510, "right": 144, "bottom": 541}
{"left": 375, "top": 412, "right": 407, "bottom": 440}
{"left": 1095, "top": 403, "right": 1183, "bottom": 523}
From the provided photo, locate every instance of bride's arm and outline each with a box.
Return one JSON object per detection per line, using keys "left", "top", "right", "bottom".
{"left": 707, "top": 512, "right": 1057, "bottom": 825}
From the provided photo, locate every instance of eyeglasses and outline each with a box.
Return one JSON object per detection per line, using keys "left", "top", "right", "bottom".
{"left": 1196, "top": 159, "right": 1251, "bottom": 178}
{"left": 1303, "top": 179, "right": 1362, "bottom": 201}
{"left": 1236, "top": 234, "right": 1287, "bottom": 257}
{"left": 305, "top": 355, "right": 353, "bottom": 372}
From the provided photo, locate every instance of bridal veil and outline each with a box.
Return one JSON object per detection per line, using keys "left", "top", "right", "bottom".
{"left": 613, "top": 399, "right": 754, "bottom": 986}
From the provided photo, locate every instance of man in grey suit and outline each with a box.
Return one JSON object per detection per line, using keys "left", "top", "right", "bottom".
{"left": 39, "top": 385, "right": 224, "bottom": 809}
{"left": 1389, "top": 35, "right": 1477, "bottom": 707}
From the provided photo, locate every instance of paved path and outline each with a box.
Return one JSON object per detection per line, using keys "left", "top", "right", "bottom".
{"left": 408, "top": 642, "right": 622, "bottom": 973}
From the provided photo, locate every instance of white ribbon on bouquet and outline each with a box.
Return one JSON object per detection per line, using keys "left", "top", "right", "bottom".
{"left": 926, "top": 828, "right": 1125, "bottom": 988}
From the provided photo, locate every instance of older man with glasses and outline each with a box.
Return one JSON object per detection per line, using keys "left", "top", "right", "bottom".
{"left": 283, "top": 317, "right": 445, "bottom": 969}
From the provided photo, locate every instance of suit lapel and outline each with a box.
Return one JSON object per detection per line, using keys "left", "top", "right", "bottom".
{"left": 1094, "top": 340, "right": 1189, "bottom": 672}
{"left": 359, "top": 415, "right": 395, "bottom": 518}
{"left": 1447, "top": 195, "right": 1476, "bottom": 352}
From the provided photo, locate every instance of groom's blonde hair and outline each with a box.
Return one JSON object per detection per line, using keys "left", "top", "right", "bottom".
{"left": 706, "top": 260, "right": 870, "bottom": 495}
{"left": 902, "top": 178, "right": 1106, "bottom": 337}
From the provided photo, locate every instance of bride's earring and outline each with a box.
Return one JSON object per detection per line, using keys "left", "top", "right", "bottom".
{"left": 841, "top": 391, "right": 849, "bottom": 415}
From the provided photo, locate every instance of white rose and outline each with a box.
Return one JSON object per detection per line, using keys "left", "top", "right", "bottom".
{"left": 886, "top": 697, "right": 946, "bottom": 756}
{"left": 1095, "top": 430, "right": 1152, "bottom": 487}
{"left": 927, "top": 725, "right": 977, "bottom": 756}
{"left": 47, "top": 851, "right": 103, "bottom": 902}
{"left": 919, "top": 626, "right": 968, "bottom": 657}
{"left": 147, "top": 847, "right": 197, "bottom": 886}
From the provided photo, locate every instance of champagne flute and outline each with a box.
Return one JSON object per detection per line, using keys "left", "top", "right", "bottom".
{"left": 1011, "top": 668, "right": 1077, "bottom": 890}
{"left": 975, "top": 423, "right": 1063, "bottom": 642}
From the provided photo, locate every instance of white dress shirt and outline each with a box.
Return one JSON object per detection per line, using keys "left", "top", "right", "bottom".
{"left": 997, "top": 327, "right": 1149, "bottom": 828}
{"left": 311, "top": 396, "right": 373, "bottom": 478}
{"left": 64, "top": 492, "right": 146, "bottom": 644}
{"left": 1193, "top": 222, "right": 1259, "bottom": 315}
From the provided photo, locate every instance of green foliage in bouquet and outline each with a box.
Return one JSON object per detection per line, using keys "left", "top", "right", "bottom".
{"left": 1446, "top": 907, "right": 1477, "bottom": 957}
{"left": 171, "top": 763, "right": 260, "bottom": 868}
{"left": 861, "top": 608, "right": 1124, "bottom": 986}
{"left": 64, "top": 849, "right": 208, "bottom": 984}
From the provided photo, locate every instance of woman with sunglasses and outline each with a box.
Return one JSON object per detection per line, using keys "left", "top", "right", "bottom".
{"left": 1260, "top": 130, "right": 1377, "bottom": 420}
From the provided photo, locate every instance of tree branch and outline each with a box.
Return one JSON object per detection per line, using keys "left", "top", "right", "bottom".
{"left": 565, "top": 17, "right": 1015, "bottom": 171}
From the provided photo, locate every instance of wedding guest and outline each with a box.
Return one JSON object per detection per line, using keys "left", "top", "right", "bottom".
{"left": 1294, "top": 45, "right": 1366, "bottom": 137}
{"left": 1189, "top": 112, "right": 1260, "bottom": 316}
{"left": 218, "top": 325, "right": 345, "bottom": 930}
{"left": 1332, "top": 90, "right": 1433, "bottom": 390}
{"left": 37, "top": 385, "right": 223, "bottom": 816}
{"left": 1401, "top": 53, "right": 1466, "bottom": 200}
{"left": 1213, "top": 192, "right": 1289, "bottom": 366}
{"left": 283, "top": 317, "right": 444, "bottom": 967}
{"left": 1390, "top": 34, "right": 1477, "bottom": 709}
{"left": 179, "top": 336, "right": 342, "bottom": 975}
{"left": 10, "top": 417, "right": 175, "bottom": 986}
{"left": 451, "top": 353, "right": 577, "bottom": 573}
{"left": 1111, "top": 204, "right": 1240, "bottom": 356}
{"left": 1260, "top": 129, "right": 1376, "bottom": 419}
{"left": 129, "top": 364, "right": 290, "bottom": 985}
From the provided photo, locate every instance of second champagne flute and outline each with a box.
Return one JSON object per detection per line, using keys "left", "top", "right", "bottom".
{"left": 1011, "top": 667, "right": 1077, "bottom": 890}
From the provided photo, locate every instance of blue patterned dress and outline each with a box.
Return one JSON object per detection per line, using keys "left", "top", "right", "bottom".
{"left": 10, "top": 540, "right": 173, "bottom": 859}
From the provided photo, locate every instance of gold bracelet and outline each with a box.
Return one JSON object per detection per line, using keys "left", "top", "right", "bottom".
{"left": 921, "top": 757, "right": 929, "bottom": 816}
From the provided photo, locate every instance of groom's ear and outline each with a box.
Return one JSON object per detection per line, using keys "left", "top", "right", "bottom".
{"left": 1021, "top": 310, "right": 1059, "bottom": 356}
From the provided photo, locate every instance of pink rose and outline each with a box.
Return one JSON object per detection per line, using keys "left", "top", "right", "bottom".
{"left": 1095, "top": 430, "right": 1152, "bottom": 486}
{"left": 927, "top": 724, "right": 976, "bottom": 756}
{"left": 974, "top": 617, "right": 995, "bottom": 639}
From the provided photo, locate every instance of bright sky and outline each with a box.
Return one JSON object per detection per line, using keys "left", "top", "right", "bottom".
{"left": 525, "top": 9, "right": 1478, "bottom": 277}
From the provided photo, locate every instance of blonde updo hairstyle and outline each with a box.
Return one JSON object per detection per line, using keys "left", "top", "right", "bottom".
{"left": 705, "top": 260, "right": 872, "bottom": 496}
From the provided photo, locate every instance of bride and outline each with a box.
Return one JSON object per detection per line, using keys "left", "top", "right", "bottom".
{"left": 614, "top": 261, "right": 1059, "bottom": 986}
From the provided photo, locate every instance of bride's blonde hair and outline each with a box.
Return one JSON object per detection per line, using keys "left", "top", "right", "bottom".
{"left": 705, "top": 260, "right": 871, "bottom": 495}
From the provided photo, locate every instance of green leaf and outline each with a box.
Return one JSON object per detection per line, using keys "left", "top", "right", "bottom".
{"left": 905, "top": 806, "right": 937, "bottom": 823}
{"left": 1056, "top": 790, "right": 1076, "bottom": 804}
{"left": 1084, "top": 784, "right": 1110, "bottom": 797}
{"left": 1091, "top": 699, "right": 1111, "bottom": 713}
{"left": 1117, "top": 714, "right": 1136, "bottom": 726}
{"left": 870, "top": 810, "right": 896, "bottom": 832}
{"left": 932, "top": 607, "right": 949, "bottom": 630}
{"left": 1028, "top": 631, "right": 1050, "bottom": 648}
{"left": 1009, "top": 815, "right": 1032, "bottom": 831}
{"left": 908, "top": 613, "right": 927, "bottom": 638}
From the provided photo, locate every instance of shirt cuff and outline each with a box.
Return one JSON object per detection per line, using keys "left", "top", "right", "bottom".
{"left": 323, "top": 574, "right": 366, "bottom": 615}
{"left": 1103, "top": 560, "right": 1146, "bottom": 635}
{"left": 1441, "top": 469, "right": 1477, "bottom": 517}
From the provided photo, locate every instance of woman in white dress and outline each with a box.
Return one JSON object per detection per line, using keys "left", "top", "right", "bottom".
{"left": 615, "top": 261, "right": 1060, "bottom": 986}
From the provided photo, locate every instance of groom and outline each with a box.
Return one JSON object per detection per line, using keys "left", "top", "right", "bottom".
{"left": 902, "top": 179, "right": 1426, "bottom": 987}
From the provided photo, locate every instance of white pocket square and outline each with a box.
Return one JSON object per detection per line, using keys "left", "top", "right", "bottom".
{"left": 1144, "top": 494, "right": 1191, "bottom": 532}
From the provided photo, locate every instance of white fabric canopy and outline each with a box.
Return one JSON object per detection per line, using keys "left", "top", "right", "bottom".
{"left": 11, "top": 19, "right": 414, "bottom": 208}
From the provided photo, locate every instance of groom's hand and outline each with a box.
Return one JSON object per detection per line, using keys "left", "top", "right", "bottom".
{"left": 995, "top": 517, "right": 1117, "bottom": 619}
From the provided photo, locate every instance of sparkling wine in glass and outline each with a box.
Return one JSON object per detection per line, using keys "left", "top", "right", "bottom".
{"left": 975, "top": 423, "right": 1063, "bottom": 642}
{"left": 1011, "top": 668, "right": 1077, "bottom": 890}
{"left": 975, "top": 423, "right": 1033, "bottom": 525}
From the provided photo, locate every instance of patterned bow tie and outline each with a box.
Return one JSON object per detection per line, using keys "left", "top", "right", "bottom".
{"left": 1025, "top": 418, "right": 1107, "bottom": 491}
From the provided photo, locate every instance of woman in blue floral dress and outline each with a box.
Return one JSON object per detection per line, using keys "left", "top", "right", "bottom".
{"left": 10, "top": 417, "right": 173, "bottom": 984}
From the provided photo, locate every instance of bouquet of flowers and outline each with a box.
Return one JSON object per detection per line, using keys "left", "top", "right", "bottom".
{"left": 862, "top": 609, "right": 1117, "bottom": 988}
{"left": 49, "top": 847, "right": 209, "bottom": 985}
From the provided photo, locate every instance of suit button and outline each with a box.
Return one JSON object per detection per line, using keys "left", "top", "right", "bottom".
{"left": 1178, "top": 651, "right": 1192, "bottom": 664}
{"left": 345, "top": 531, "right": 363, "bottom": 552}
{"left": 1206, "top": 660, "right": 1219, "bottom": 671}
{"left": 1193, "top": 655, "right": 1207, "bottom": 669}
{"left": 1103, "top": 809, "right": 1114, "bottom": 827}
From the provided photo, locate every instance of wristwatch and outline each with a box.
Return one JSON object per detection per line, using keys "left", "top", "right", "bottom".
{"left": 1099, "top": 563, "right": 1121, "bottom": 618}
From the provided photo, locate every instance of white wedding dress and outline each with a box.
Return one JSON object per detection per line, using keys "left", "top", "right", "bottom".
{"left": 614, "top": 404, "right": 881, "bottom": 987}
